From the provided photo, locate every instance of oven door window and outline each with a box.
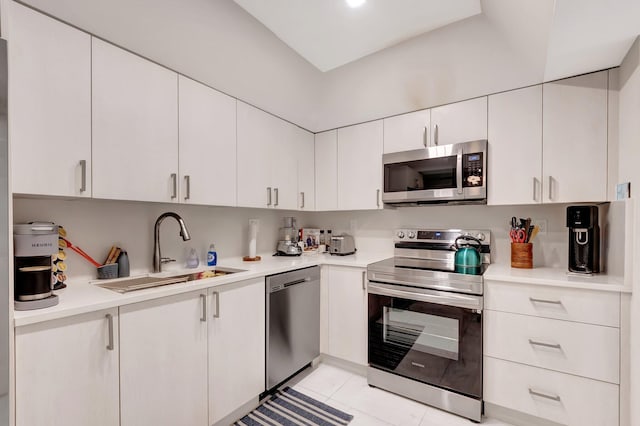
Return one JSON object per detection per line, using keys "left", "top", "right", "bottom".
{"left": 384, "top": 156, "right": 457, "bottom": 193}
{"left": 368, "top": 292, "right": 482, "bottom": 398}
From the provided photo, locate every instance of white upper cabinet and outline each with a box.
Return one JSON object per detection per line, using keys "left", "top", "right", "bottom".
{"left": 271, "top": 121, "right": 299, "bottom": 210}
{"left": 315, "top": 130, "right": 338, "bottom": 211}
{"left": 92, "top": 38, "right": 179, "bottom": 203}
{"left": 543, "top": 71, "right": 608, "bottom": 203}
{"left": 337, "top": 121, "right": 384, "bottom": 210}
{"left": 383, "top": 109, "right": 431, "bottom": 153}
{"left": 237, "top": 101, "right": 297, "bottom": 210}
{"left": 488, "top": 86, "right": 543, "bottom": 205}
{"left": 9, "top": 3, "right": 92, "bottom": 197}
{"left": 430, "top": 97, "right": 487, "bottom": 146}
{"left": 178, "top": 76, "right": 236, "bottom": 206}
{"left": 295, "top": 126, "right": 315, "bottom": 210}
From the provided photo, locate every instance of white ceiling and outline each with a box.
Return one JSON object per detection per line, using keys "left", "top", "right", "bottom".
{"left": 233, "top": 0, "right": 482, "bottom": 72}
{"left": 233, "top": 0, "right": 640, "bottom": 81}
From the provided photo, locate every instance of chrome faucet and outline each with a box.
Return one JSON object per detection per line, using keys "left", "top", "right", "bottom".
{"left": 153, "top": 212, "right": 191, "bottom": 273}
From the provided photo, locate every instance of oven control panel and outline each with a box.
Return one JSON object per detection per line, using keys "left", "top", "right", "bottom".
{"left": 395, "top": 229, "right": 490, "bottom": 244}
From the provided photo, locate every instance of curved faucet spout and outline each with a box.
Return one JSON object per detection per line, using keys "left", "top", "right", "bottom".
{"left": 153, "top": 212, "right": 191, "bottom": 273}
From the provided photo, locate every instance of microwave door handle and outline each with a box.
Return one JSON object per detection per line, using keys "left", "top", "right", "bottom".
{"left": 456, "top": 150, "right": 463, "bottom": 195}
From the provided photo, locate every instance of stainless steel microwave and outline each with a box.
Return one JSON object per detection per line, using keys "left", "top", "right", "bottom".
{"left": 382, "top": 139, "right": 487, "bottom": 206}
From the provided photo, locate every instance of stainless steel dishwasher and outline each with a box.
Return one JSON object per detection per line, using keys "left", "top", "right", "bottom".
{"left": 266, "top": 266, "right": 320, "bottom": 391}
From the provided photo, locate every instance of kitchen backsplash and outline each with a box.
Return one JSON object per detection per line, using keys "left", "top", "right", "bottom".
{"left": 14, "top": 197, "right": 630, "bottom": 281}
{"left": 305, "top": 204, "right": 571, "bottom": 267}
{"left": 13, "top": 197, "right": 299, "bottom": 280}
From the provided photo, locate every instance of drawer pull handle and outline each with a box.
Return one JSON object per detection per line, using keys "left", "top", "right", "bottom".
{"left": 528, "top": 339, "right": 562, "bottom": 350}
{"left": 529, "top": 297, "right": 563, "bottom": 305}
{"left": 529, "top": 388, "right": 561, "bottom": 402}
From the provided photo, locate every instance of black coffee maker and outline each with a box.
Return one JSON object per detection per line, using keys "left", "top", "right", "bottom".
{"left": 566, "top": 205, "right": 600, "bottom": 274}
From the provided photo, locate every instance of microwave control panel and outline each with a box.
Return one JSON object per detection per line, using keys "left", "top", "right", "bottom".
{"left": 463, "top": 152, "right": 484, "bottom": 187}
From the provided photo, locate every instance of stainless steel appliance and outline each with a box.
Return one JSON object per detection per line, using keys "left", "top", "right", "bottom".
{"left": 367, "top": 228, "right": 490, "bottom": 422}
{"left": 382, "top": 140, "right": 487, "bottom": 206}
{"left": 329, "top": 234, "right": 356, "bottom": 256}
{"left": 275, "top": 216, "right": 302, "bottom": 256}
{"left": 567, "top": 205, "right": 601, "bottom": 274}
{"left": 266, "top": 266, "right": 320, "bottom": 391}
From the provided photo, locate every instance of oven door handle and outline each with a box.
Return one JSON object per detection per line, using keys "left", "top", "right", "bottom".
{"left": 367, "top": 282, "right": 482, "bottom": 311}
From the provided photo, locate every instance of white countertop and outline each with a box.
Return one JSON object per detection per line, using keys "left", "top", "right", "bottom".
{"left": 15, "top": 252, "right": 631, "bottom": 327}
{"left": 14, "top": 251, "right": 388, "bottom": 327}
{"left": 485, "top": 264, "right": 631, "bottom": 293}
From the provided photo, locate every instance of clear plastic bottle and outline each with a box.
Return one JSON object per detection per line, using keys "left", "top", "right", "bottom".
{"left": 326, "top": 230, "right": 332, "bottom": 249}
{"left": 207, "top": 244, "right": 217, "bottom": 267}
{"left": 319, "top": 230, "right": 325, "bottom": 245}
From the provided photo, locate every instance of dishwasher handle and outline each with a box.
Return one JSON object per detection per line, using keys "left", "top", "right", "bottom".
{"left": 269, "top": 276, "right": 312, "bottom": 293}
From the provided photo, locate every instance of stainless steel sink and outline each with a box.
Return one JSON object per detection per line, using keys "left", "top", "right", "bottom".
{"left": 96, "top": 266, "right": 246, "bottom": 293}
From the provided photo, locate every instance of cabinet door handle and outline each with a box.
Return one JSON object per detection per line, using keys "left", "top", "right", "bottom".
{"left": 300, "top": 192, "right": 305, "bottom": 209}
{"left": 528, "top": 388, "right": 561, "bottom": 402}
{"left": 200, "top": 294, "right": 207, "bottom": 322}
{"left": 547, "top": 176, "right": 553, "bottom": 201}
{"left": 274, "top": 188, "right": 279, "bottom": 207}
{"left": 212, "top": 291, "right": 220, "bottom": 318}
{"left": 362, "top": 271, "right": 367, "bottom": 290}
{"left": 267, "top": 187, "right": 272, "bottom": 206}
{"left": 79, "top": 160, "right": 87, "bottom": 193}
{"left": 433, "top": 124, "right": 439, "bottom": 145}
{"left": 376, "top": 189, "right": 380, "bottom": 207}
{"left": 532, "top": 177, "right": 538, "bottom": 202}
{"left": 528, "top": 339, "right": 562, "bottom": 350}
{"left": 184, "top": 175, "right": 191, "bottom": 201}
{"left": 456, "top": 150, "right": 463, "bottom": 194}
{"left": 106, "top": 313, "right": 114, "bottom": 351}
{"left": 423, "top": 126, "right": 428, "bottom": 147}
{"left": 529, "top": 297, "right": 563, "bottom": 305}
{"left": 171, "top": 173, "right": 177, "bottom": 199}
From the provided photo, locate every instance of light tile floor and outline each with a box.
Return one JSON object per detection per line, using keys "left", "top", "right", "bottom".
{"left": 290, "top": 364, "right": 513, "bottom": 426}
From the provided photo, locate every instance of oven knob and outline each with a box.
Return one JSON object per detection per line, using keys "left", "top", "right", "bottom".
{"left": 476, "top": 233, "right": 485, "bottom": 241}
{"left": 396, "top": 231, "right": 405, "bottom": 239}
{"left": 408, "top": 231, "right": 416, "bottom": 239}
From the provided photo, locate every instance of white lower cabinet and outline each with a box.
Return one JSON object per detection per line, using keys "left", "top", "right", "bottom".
{"left": 119, "top": 291, "right": 208, "bottom": 426}
{"left": 484, "top": 280, "right": 621, "bottom": 425}
{"left": 15, "top": 309, "right": 119, "bottom": 426}
{"left": 484, "top": 357, "right": 619, "bottom": 426}
{"left": 208, "top": 278, "right": 265, "bottom": 425}
{"left": 326, "top": 266, "right": 368, "bottom": 365}
{"left": 484, "top": 310, "right": 619, "bottom": 384}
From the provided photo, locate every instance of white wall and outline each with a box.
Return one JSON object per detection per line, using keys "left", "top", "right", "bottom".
{"left": 618, "top": 36, "right": 640, "bottom": 426}
{"left": 315, "top": 0, "right": 555, "bottom": 130}
{"left": 15, "top": 0, "right": 323, "bottom": 131}
{"left": 13, "top": 198, "right": 307, "bottom": 281}
{"left": 305, "top": 204, "right": 569, "bottom": 267}
{"left": 11, "top": 0, "right": 560, "bottom": 133}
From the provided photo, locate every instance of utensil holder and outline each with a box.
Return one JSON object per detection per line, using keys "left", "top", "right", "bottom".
{"left": 511, "top": 243, "right": 533, "bottom": 269}
{"left": 97, "top": 263, "right": 118, "bottom": 279}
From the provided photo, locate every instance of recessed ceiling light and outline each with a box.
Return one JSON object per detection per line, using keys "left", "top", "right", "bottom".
{"left": 346, "top": 0, "right": 366, "bottom": 9}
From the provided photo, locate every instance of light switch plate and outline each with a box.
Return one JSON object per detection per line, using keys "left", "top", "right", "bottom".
{"left": 616, "top": 182, "right": 631, "bottom": 200}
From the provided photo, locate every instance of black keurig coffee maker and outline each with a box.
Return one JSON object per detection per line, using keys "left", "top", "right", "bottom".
{"left": 566, "top": 205, "right": 600, "bottom": 274}
{"left": 14, "top": 222, "right": 60, "bottom": 310}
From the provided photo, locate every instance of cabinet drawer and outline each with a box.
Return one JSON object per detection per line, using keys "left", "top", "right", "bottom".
{"left": 484, "top": 311, "right": 619, "bottom": 383}
{"left": 485, "top": 281, "right": 619, "bottom": 327}
{"left": 484, "top": 357, "right": 619, "bottom": 426}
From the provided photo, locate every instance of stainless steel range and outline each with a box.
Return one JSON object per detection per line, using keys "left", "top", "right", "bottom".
{"left": 366, "top": 228, "right": 491, "bottom": 423}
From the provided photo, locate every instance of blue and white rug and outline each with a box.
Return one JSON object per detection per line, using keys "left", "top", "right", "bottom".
{"left": 234, "top": 387, "right": 354, "bottom": 426}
